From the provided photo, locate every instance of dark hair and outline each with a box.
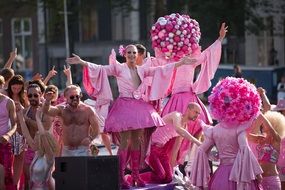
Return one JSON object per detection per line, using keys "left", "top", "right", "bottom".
{"left": 28, "top": 80, "right": 46, "bottom": 93}
{"left": 7, "top": 75, "right": 26, "bottom": 106}
{"left": 45, "top": 85, "right": 58, "bottom": 94}
{"left": 0, "top": 68, "right": 14, "bottom": 82}
{"left": 135, "top": 44, "right": 146, "bottom": 55}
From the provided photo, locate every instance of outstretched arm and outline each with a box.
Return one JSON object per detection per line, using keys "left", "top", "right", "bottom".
{"left": 163, "top": 112, "right": 202, "bottom": 146}
{"left": 66, "top": 53, "right": 89, "bottom": 66}
{"left": 43, "top": 92, "right": 61, "bottom": 117}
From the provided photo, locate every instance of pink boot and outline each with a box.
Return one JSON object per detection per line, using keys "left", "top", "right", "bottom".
{"left": 118, "top": 149, "right": 130, "bottom": 189}
{"left": 130, "top": 150, "right": 145, "bottom": 187}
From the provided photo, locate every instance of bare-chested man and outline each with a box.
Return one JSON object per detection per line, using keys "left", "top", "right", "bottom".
{"left": 43, "top": 85, "right": 100, "bottom": 156}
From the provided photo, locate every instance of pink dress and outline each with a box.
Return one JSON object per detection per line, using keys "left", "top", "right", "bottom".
{"left": 190, "top": 122, "right": 263, "bottom": 190}
{"left": 82, "top": 50, "right": 178, "bottom": 133}
{"left": 152, "top": 40, "right": 222, "bottom": 164}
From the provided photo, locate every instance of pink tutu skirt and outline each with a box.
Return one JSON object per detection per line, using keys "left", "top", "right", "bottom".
{"left": 161, "top": 91, "right": 212, "bottom": 124}
{"left": 209, "top": 164, "right": 262, "bottom": 190}
{"left": 104, "top": 97, "right": 165, "bottom": 133}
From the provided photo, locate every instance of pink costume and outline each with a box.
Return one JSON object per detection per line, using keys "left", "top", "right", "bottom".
{"left": 142, "top": 112, "right": 204, "bottom": 184}
{"left": 151, "top": 40, "right": 222, "bottom": 167}
{"left": 82, "top": 49, "right": 178, "bottom": 188}
{"left": 190, "top": 122, "right": 263, "bottom": 190}
{"left": 256, "top": 143, "right": 281, "bottom": 190}
{"left": 0, "top": 96, "right": 15, "bottom": 190}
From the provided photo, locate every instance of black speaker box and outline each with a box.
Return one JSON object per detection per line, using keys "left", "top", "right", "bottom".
{"left": 54, "top": 156, "right": 119, "bottom": 190}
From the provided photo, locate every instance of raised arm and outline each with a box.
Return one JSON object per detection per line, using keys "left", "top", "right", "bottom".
{"left": 63, "top": 64, "right": 73, "bottom": 87}
{"left": 218, "top": 22, "right": 228, "bottom": 42}
{"left": 43, "top": 92, "right": 61, "bottom": 117}
{"left": 16, "top": 103, "right": 36, "bottom": 150}
{"left": 43, "top": 66, "right": 57, "bottom": 85}
{"left": 4, "top": 48, "right": 17, "bottom": 69}
{"left": 257, "top": 87, "right": 271, "bottom": 113}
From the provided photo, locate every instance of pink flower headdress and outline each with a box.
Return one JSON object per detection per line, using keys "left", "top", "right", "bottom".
{"left": 208, "top": 77, "right": 261, "bottom": 126}
{"left": 150, "top": 13, "right": 201, "bottom": 61}
{"left": 119, "top": 45, "right": 126, "bottom": 56}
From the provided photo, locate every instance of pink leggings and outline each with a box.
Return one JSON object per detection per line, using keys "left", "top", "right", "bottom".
{"left": 0, "top": 143, "right": 15, "bottom": 190}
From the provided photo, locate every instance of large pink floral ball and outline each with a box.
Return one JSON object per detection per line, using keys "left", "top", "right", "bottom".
{"left": 208, "top": 77, "right": 261, "bottom": 125}
{"left": 150, "top": 13, "right": 201, "bottom": 61}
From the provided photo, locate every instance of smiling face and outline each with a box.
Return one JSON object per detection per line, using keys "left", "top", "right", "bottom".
{"left": 27, "top": 87, "right": 42, "bottom": 107}
{"left": 125, "top": 45, "right": 138, "bottom": 66}
{"left": 65, "top": 88, "right": 81, "bottom": 108}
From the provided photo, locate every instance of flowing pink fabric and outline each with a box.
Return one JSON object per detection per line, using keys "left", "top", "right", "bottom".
{"left": 0, "top": 143, "right": 15, "bottom": 190}
{"left": 190, "top": 123, "right": 263, "bottom": 190}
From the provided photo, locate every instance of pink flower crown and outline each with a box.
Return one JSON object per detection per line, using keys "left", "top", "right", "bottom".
{"left": 208, "top": 77, "right": 261, "bottom": 126}
{"left": 119, "top": 45, "right": 126, "bottom": 56}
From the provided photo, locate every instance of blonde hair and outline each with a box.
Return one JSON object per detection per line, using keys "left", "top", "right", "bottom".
{"left": 38, "top": 131, "right": 59, "bottom": 157}
{"left": 63, "top": 85, "right": 81, "bottom": 97}
{"left": 264, "top": 111, "right": 285, "bottom": 139}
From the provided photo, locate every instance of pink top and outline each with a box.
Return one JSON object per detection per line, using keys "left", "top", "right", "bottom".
{"left": 190, "top": 122, "right": 263, "bottom": 189}
{"left": 0, "top": 96, "right": 10, "bottom": 136}
{"left": 83, "top": 49, "right": 176, "bottom": 104}
{"left": 171, "top": 40, "right": 221, "bottom": 94}
{"left": 151, "top": 112, "right": 183, "bottom": 146}
{"left": 256, "top": 143, "right": 279, "bottom": 164}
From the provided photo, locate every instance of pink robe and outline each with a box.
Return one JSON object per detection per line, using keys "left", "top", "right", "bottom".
{"left": 190, "top": 122, "right": 263, "bottom": 190}
{"left": 151, "top": 40, "right": 222, "bottom": 165}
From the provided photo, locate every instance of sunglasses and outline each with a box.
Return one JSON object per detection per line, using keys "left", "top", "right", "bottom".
{"left": 69, "top": 95, "right": 80, "bottom": 100}
{"left": 28, "top": 94, "right": 39, "bottom": 98}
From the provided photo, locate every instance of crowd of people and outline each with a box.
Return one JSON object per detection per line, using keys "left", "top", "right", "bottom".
{"left": 0, "top": 20, "right": 284, "bottom": 190}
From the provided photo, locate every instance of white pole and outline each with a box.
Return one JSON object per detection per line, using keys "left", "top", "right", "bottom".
{"left": 64, "top": 0, "right": 70, "bottom": 58}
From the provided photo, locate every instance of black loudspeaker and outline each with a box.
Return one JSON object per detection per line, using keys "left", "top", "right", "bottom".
{"left": 54, "top": 156, "right": 119, "bottom": 190}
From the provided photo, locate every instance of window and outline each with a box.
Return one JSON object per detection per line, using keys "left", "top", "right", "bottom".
{"left": 11, "top": 18, "right": 32, "bottom": 71}
{"left": 0, "top": 19, "right": 3, "bottom": 67}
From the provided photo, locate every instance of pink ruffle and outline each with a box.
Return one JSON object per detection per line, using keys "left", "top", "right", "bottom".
{"left": 190, "top": 147, "right": 211, "bottom": 188}
{"left": 83, "top": 63, "right": 113, "bottom": 107}
{"left": 229, "top": 145, "right": 263, "bottom": 190}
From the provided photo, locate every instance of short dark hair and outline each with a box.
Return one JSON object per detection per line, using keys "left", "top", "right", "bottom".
{"left": 28, "top": 80, "right": 46, "bottom": 93}
{"left": 135, "top": 44, "right": 146, "bottom": 55}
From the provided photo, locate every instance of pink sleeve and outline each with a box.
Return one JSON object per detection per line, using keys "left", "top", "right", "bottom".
{"left": 82, "top": 49, "right": 121, "bottom": 106}
{"left": 229, "top": 130, "right": 263, "bottom": 189}
{"left": 190, "top": 127, "right": 214, "bottom": 188}
{"left": 192, "top": 40, "right": 222, "bottom": 94}
{"left": 145, "top": 63, "right": 176, "bottom": 101}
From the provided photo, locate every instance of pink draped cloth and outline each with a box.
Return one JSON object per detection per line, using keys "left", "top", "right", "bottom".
{"left": 190, "top": 122, "right": 263, "bottom": 190}
{"left": 83, "top": 49, "right": 176, "bottom": 104}
{"left": 150, "top": 40, "right": 222, "bottom": 165}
